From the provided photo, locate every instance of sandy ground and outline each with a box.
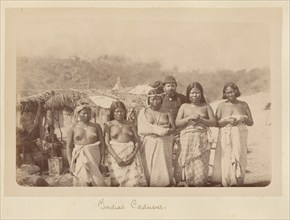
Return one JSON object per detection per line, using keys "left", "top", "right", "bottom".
{"left": 239, "top": 92, "right": 271, "bottom": 186}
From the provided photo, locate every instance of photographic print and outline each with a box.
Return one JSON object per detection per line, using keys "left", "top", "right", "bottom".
{"left": 1, "top": 1, "right": 289, "bottom": 220}
{"left": 14, "top": 7, "right": 272, "bottom": 188}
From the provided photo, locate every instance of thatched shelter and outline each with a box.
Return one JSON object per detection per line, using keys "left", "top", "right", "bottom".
{"left": 17, "top": 91, "right": 52, "bottom": 113}
{"left": 16, "top": 89, "right": 109, "bottom": 141}
{"left": 16, "top": 89, "right": 110, "bottom": 171}
{"left": 17, "top": 88, "right": 147, "bottom": 135}
{"left": 16, "top": 88, "right": 147, "bottom": 172}
{"left": 86, "top": 89, "right": 146, "bottom": 111}
{"left": 43, "top": 90, "right": 101, "bottom": 113}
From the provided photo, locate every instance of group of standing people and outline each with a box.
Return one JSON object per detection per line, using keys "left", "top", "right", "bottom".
{"left": 66, "top": 76, "right": 253, "bottom": 187}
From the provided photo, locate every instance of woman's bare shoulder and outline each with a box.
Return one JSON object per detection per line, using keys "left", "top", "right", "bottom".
{"left": 86, "top": 122, "right": 102, "bottom": 131}
{"left": 238, "top": 100, "right": 248, "bottom": 105}
{"left": 217, "top": 101, "right": 227, "bottom": 108}
{"left": 238, "top": 100, "right": 251, "bottom": 110}
{"left": 180, "top": 103, "right": 191, "bottom": 108}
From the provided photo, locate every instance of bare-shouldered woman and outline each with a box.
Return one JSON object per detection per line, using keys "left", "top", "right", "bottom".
{"left": 104, "top": 101, "right": 147, "bottom": 187}
{"left": 66, "top": 102, "right": 106, "bottom": 186}
{"left": 175, "top": 82, "right": 216, "bottom": 186}
{"left": 212, "top": 82, "right": 253, "bottom": 187}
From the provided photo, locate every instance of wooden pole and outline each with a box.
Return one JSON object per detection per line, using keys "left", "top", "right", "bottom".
{"left": 51, "top": 109, "right": 55, "bottom": 158}
{"left": 40, "top": 113, "right": 46, "bottom": 174}
{"left": 56, "top": 110, "right": 63, "bottom": 141}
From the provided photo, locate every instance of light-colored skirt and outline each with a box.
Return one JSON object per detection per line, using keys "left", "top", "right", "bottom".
{"left": 107, "top": 141, "right": 147, "bottom": 187}
{"left": 140, "top": 134, "right": 174, "bottom": 187}
{"left": 70, "top": 142, "right": 106, "bottom": 186}
{"left": 212, "top": 123, "right": 248, "bottom": 186}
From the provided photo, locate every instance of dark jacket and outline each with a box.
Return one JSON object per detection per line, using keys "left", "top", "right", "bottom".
{"left": 160, "top": 92, "right": 187, "bottom": 120}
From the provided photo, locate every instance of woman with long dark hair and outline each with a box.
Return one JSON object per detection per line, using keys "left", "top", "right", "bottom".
{"left": 104, "top": 101, "right": 147, "bottom": 186}
{"left": 175, "top": 82, "right": 216, "bottom": 186}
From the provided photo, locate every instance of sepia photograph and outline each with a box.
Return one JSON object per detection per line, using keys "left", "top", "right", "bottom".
{"left": 1, "top": 1, "right": 289, "bottom": 219}
{"left": 14, "top": 7, "right": 272, "bottom": 188}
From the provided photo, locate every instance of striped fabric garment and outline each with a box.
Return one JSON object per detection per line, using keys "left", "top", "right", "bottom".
{"left": 107, "top": 141, "right": 147, "bottom": 187}
{"left": 176, "top": 125, "right": 211, "bottom": 186}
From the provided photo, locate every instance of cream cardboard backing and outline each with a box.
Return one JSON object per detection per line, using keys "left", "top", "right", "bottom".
{"left": 1, "top": 2, "right": 289, "bottom": 219}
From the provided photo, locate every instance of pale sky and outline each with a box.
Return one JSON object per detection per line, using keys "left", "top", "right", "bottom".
{"left": 15, "top": 8, "right": 273, "bottom": 71}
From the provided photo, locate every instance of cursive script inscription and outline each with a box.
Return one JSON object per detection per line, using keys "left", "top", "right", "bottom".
{"left": 131, "top": 199, "right": 166, "bottom": 210}
{"left": 97, "top": 198, "right": 167, "bottom": 210}
{"left": 98, "top": 198, "right": 125, "bottom": 210}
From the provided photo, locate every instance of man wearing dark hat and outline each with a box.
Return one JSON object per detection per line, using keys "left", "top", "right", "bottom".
{"left": 160, "top": 75, "right": 187, "bottom": 119}
{"left": 159, "top": 75, "right": 186, "bottom": 186}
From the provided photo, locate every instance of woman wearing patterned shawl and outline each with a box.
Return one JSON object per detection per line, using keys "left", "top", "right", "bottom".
{"left": 211, "top": 82, "right": 253, "bottom": 187}
{"left": 175, "top": 82, "right": 216, "bottom": 186}
{"left": 66, "top": 101, "right": 106, "bottom": 186}
{"left": 138, "top": 87, "right": 176, "bottom": 187}
{"left": 104, "top": 101, "right": 147, "bottom": 187}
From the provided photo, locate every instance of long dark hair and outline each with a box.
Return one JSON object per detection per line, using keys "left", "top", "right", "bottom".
{"left": 222, "top": 82, "right": 241, "bottom": 99}
{"left": 109, "top": 101, "right": 127, "bottom": 121}
{"left": 186, "top": 82, "right": 206, "bottom": 103}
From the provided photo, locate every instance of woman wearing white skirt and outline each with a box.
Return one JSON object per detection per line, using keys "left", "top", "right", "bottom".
{"left": 212, "top": 82, "right": 254, "bottom": 187}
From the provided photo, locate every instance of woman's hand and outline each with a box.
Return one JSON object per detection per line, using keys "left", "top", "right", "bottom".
{"left": 187, "top": 114, "right": 200, "bottom": 125}
{"left": 99, "top": 163, "right": 107, "bottom": 174}
{"left": 125, "top": 153, "right": 136, "bottom": 166}
{"left": 227, "top": 117, "right": 238, "bottom": 125}
{"left": 238, "top": 115, "right": 248, "bottom": 123}
{"left": 116, "top": 157, "right": 127, "bottom": 167}
{"left": 166, "top": 128, "right": 176, "bottom": 135}
{"left": 152, "top": 124, "right": 170, "bottom": 136}
{"left": 197, "top": 117, "right": 206, "bottom": 125}
{"left": 117, "top": 161, "right": 127, "bottom": 167}
{"left": 189, "top": 113, "right": 200, "bottom": 121}
{"left": 188, "top": 119, "right": 198, "bottom": 126}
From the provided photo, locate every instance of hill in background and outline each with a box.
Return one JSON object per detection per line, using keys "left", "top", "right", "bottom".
{"left": 17, "top": 55, "right": 270, "bottom": 102}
